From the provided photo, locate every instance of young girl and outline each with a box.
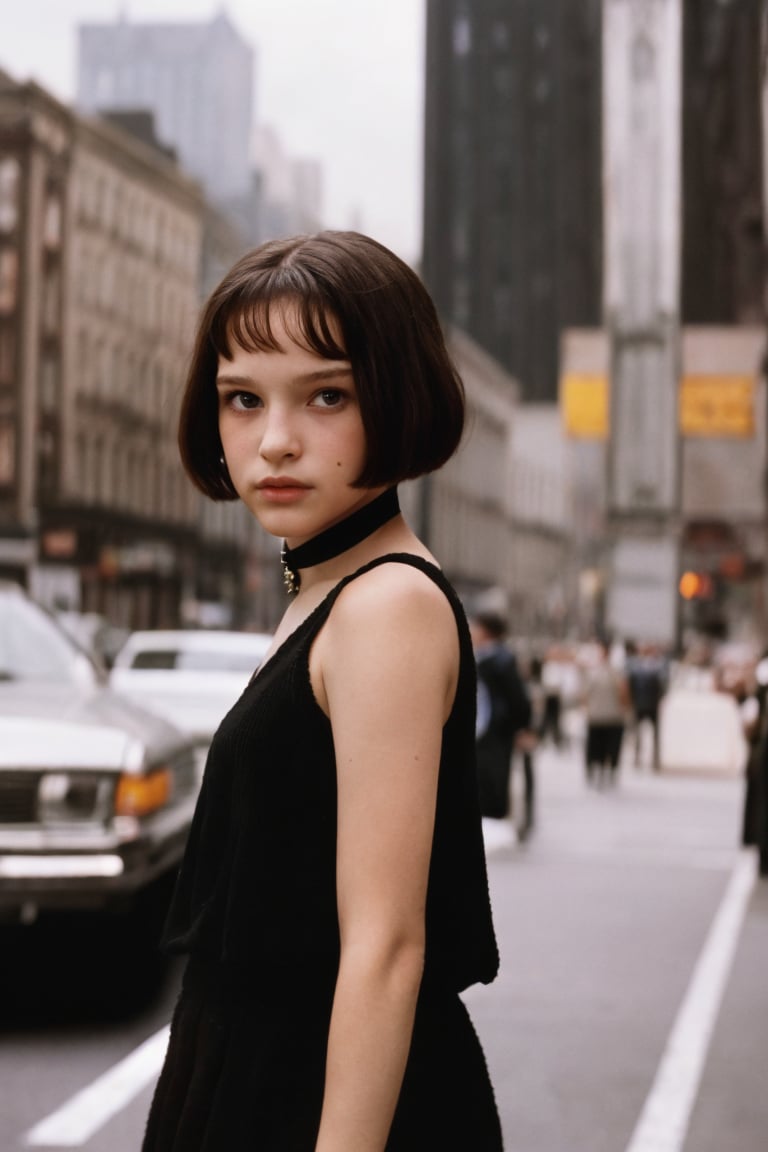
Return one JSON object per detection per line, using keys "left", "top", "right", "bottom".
{"left": 142, "top": 231, "right": 502, "bottom": 1151}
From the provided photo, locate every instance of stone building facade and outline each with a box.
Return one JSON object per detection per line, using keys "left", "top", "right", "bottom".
{"left": 401, "top": 329, "right": 574, "bottom": 634}
{"left": 0, "top": 74, "right": 204, "bottom": 628}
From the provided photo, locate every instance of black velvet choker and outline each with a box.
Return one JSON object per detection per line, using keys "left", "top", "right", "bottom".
{"left": 281, "top": 487, "right": 400, "bottom": 594}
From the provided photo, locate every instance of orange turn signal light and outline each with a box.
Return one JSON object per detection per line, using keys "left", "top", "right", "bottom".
{"left": 115, "top": 768, "right": 172, "bottom": 817}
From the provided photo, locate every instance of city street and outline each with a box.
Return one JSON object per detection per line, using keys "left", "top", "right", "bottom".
{"left": 3, "top": 736, "right": 767, "bottom": 1151}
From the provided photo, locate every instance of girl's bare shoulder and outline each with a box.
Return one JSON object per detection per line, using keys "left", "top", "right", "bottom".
{"left": 332, "top": 556, "right": 454, "bottom": 634}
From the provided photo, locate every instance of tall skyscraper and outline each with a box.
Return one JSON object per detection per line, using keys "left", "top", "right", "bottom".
{"left": 77, "top": 12, "right": 254, "bottom": 206}
{"left": 422, "top": 0, "right": 604, "bottom": 403}
{"left": 681, "top": 0, "right": 764, "bottom": 324}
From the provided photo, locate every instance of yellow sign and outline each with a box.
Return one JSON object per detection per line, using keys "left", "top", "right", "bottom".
{"left": 560, "top": 374, "right": 608, "bottom": 439}
{"left": 679, "top": 375, "right": 755, "bottom": 438}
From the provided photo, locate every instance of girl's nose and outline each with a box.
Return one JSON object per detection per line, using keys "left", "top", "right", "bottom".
{"left": 259, "top": 408, "right": 300, "bottom": 461}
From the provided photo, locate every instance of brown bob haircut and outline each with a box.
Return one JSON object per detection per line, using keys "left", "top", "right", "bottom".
{"left": 179, "top": 230, "right": 465, "bottom": 499}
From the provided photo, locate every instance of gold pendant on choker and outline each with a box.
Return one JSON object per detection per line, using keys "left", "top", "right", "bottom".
{"left": 281, "top": 543, "right": 299, "bottom": 594}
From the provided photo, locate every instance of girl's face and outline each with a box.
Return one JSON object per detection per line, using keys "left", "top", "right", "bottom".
{"left": 216, "top": 307, "right": 380, "bottom": 545}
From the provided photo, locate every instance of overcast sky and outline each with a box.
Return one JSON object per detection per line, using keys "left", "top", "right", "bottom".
{"left": 0, "top": 0, "right": 425, "bottom": 262}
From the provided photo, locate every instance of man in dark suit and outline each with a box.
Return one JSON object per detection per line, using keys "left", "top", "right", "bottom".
{"left": 470, "top": 612, "right": 533, "bottom": 833}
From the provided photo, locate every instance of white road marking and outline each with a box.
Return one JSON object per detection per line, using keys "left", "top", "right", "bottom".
{"left": 24, "top": 1025, "right": 169, "bottom": 1147}
{"left": 624, "top": 848, "right": 757, "bottom": 1152}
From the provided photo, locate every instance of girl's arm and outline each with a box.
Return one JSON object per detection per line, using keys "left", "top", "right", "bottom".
{"left": 311, "top": 565, "right": 458, "bottom": 1152}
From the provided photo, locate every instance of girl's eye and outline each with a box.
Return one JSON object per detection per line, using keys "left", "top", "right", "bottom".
{"left": 311, "top": 389, "right": 345, "bottom": 409}
{"left": 225, "top": 391, "right": 261, "bottom": 411}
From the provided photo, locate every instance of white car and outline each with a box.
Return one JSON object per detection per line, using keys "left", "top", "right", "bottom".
{"left": 110, "top": 629, "right": 272, "bottom": 746}
{"left": 0, "top": 583, "right": 198, "bottom": 998}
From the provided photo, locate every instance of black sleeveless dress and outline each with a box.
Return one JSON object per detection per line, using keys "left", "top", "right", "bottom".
{"left": 142, "top": 555, "right": 503, "bottom": 1151}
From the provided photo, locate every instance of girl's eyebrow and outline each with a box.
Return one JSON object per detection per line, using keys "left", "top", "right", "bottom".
{"left": 215, "top": 366, "right": 353, "bottom": 389}
{"left": 301, "top": 366, "right": 354, "bottom": 384}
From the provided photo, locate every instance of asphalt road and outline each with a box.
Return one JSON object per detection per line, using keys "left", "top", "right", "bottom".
{"left": 2, "top": 735, "right": 765, "bottom": 1151}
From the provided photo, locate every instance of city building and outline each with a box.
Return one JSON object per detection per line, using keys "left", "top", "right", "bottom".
{"left": 682, "top": 0, "right": 764, "bottom": 325}
{"left": 422, "top": 0, "right": 763, "bottom": 394}
{"left": 0, "top": 72, "right": 276, "bottom": 631}
{"left": 76, "top": 12, "right": 254, "bottom": 209}
{"left": 561, "top": 323, "right": 767, "bottom": 643}
{"left": 422, "top": 0, "right": 604, "bottom": 403}
{"left": 251, "top": 125, "right": 323, "bottom": 244}
{"left": 400, "top": 329, "right": 574, "bottom": 636}
{"left": 76, "top": 12, "right": 324, "bottom": 254}
{"left": 587, "top": 0, "right": 766, "bottom": 646}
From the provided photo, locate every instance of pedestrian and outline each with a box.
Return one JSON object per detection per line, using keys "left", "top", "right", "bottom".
{"left": 142, "top": 231, "right": 502, "bottom": 1151}
{"left": 540, "top": 644, "right": 567, "bottom": 747}
{"left": 625, "top": 640, "right": 668, "bottom": 770}
{"left": 470, "top": 612, "right": 533, "bottom": 836}
{"left": 742, "top": 652, "right": 768, "bottom": 875}
{"left": 583, "top": 639, "right": 630, "bottom": 786}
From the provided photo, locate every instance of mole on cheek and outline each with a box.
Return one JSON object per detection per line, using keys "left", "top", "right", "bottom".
{"left": 337, "top": 461, "right": 342, "bottom": 467}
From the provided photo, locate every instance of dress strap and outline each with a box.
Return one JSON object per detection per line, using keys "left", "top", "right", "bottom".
{"left": 324, "top": 552, "right": 453, "bottom": 608}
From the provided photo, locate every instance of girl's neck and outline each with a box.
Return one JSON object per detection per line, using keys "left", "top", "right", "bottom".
{"left": 281, "top": 486, "right": 401, "bottom": 595}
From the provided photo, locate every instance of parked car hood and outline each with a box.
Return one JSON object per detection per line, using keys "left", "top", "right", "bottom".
{"left": 0, "top": 683, "right": 187, "bottom": 770}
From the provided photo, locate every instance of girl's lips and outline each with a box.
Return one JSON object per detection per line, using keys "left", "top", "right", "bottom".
{"left": 257, "top": 483, "right": 311, "bottom": 503}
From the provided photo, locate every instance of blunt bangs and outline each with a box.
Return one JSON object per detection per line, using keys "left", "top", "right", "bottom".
{"left": 211, "top": 277, "right": 348, "bottom": 365}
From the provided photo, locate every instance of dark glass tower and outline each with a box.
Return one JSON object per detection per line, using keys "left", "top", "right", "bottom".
{"left": 422, "top": 0, "right": 604, "bottom": 403}
{"left": 681, "top": 0, "right": 764, "bottom": 324}
{"left": 423, "top": 0, "right": 765, "bottom": 404}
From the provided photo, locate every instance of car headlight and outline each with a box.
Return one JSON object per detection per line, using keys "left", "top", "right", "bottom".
{"left": 38, "top": 773, "right": 114, "bottom": 825}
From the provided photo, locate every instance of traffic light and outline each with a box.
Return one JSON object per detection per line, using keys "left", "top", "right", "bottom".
{"left": 678, "top": 571, "right": 714, "bottom": 600}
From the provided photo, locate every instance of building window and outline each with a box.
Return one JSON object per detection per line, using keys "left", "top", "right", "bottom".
{"left": 101, "top": 256, "right": 114, "bottom": 313}
{"left": 493, "top": 285, "right": 513, "bottom": 337}
{"left": 453, "top": 217, "right": 469, "bottom": 262}
{"left": 0, "top": 158, "right": 20, "bottom": 234}
{"left": 125, "top": 352, "right": 135, "bottom": 408}
{"left": 126, "top": 449, "right": 136, "bottom": 510}
{"left": 112, "top": 446, "right": 123, "bottom": 506}
{"left": 112, "top": 186, "right": 122, "bottom": 236}
{"left": 40, "top": 357, "right": 58, "bottom": 411}
{"left": 153, "top": 361, "right": 163, "bottom": 419}
{"left": 78, "top": 329, "right": 89, "bottom": 393}
{"left": 93, "top": 438, "right": 104, "bottom": 502}
{"left": 43, "top": 269, "right": 60, "bottom": 335}
{"left": 111, "top": 345, "right": 121, "bottom": 399}
{"left": 75, "top": 433, "right": 86, "bottom": 497}
{"left": 491, "top": 20, "right": 509, "bottom": 51}
{"left": 0, "top": 325, "right": 14, "bottom": 383}
{"left": 533, "top": 75, "right": 551, "bottom": 103}
{"left": 494, "top": 66, "right": 513, "bottom": 98}
{"left": 137, "top": 357, "right": 149, "bottom": 415}
{"left": 453, "top": 13, "right": 472, "bottom": 56}
{"left": 95, "top": 67, "right": 115, "bottom": 105}
{"left": 0, "top": 419, "right": 15, "bottom": 485}
{"left": 102, "top": 179, "right": 114, "bottom": 232}
{"left": 453, "top": 277, "right": 471, "bottom": 327}
{"left": 535, "top": 25, "right": 551, "bottom": 51}
{"left": 36, "top": 423, "right": 57, "bottom": 496}
{"left": 0, "top": 249, "right": 18, "bottom": 315}
{"left": 145, "top": 455, "right": 156, "bottom": 509}
{"left": 44, "top": 194, "right": 62, "bottom": 250}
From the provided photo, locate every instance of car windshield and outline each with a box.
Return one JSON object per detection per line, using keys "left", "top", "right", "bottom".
{"left": 0, "top": 593, "right": 92, "bottom": 683}
{"left": 130, "top": 648, "right": 263, "bottom": 673}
